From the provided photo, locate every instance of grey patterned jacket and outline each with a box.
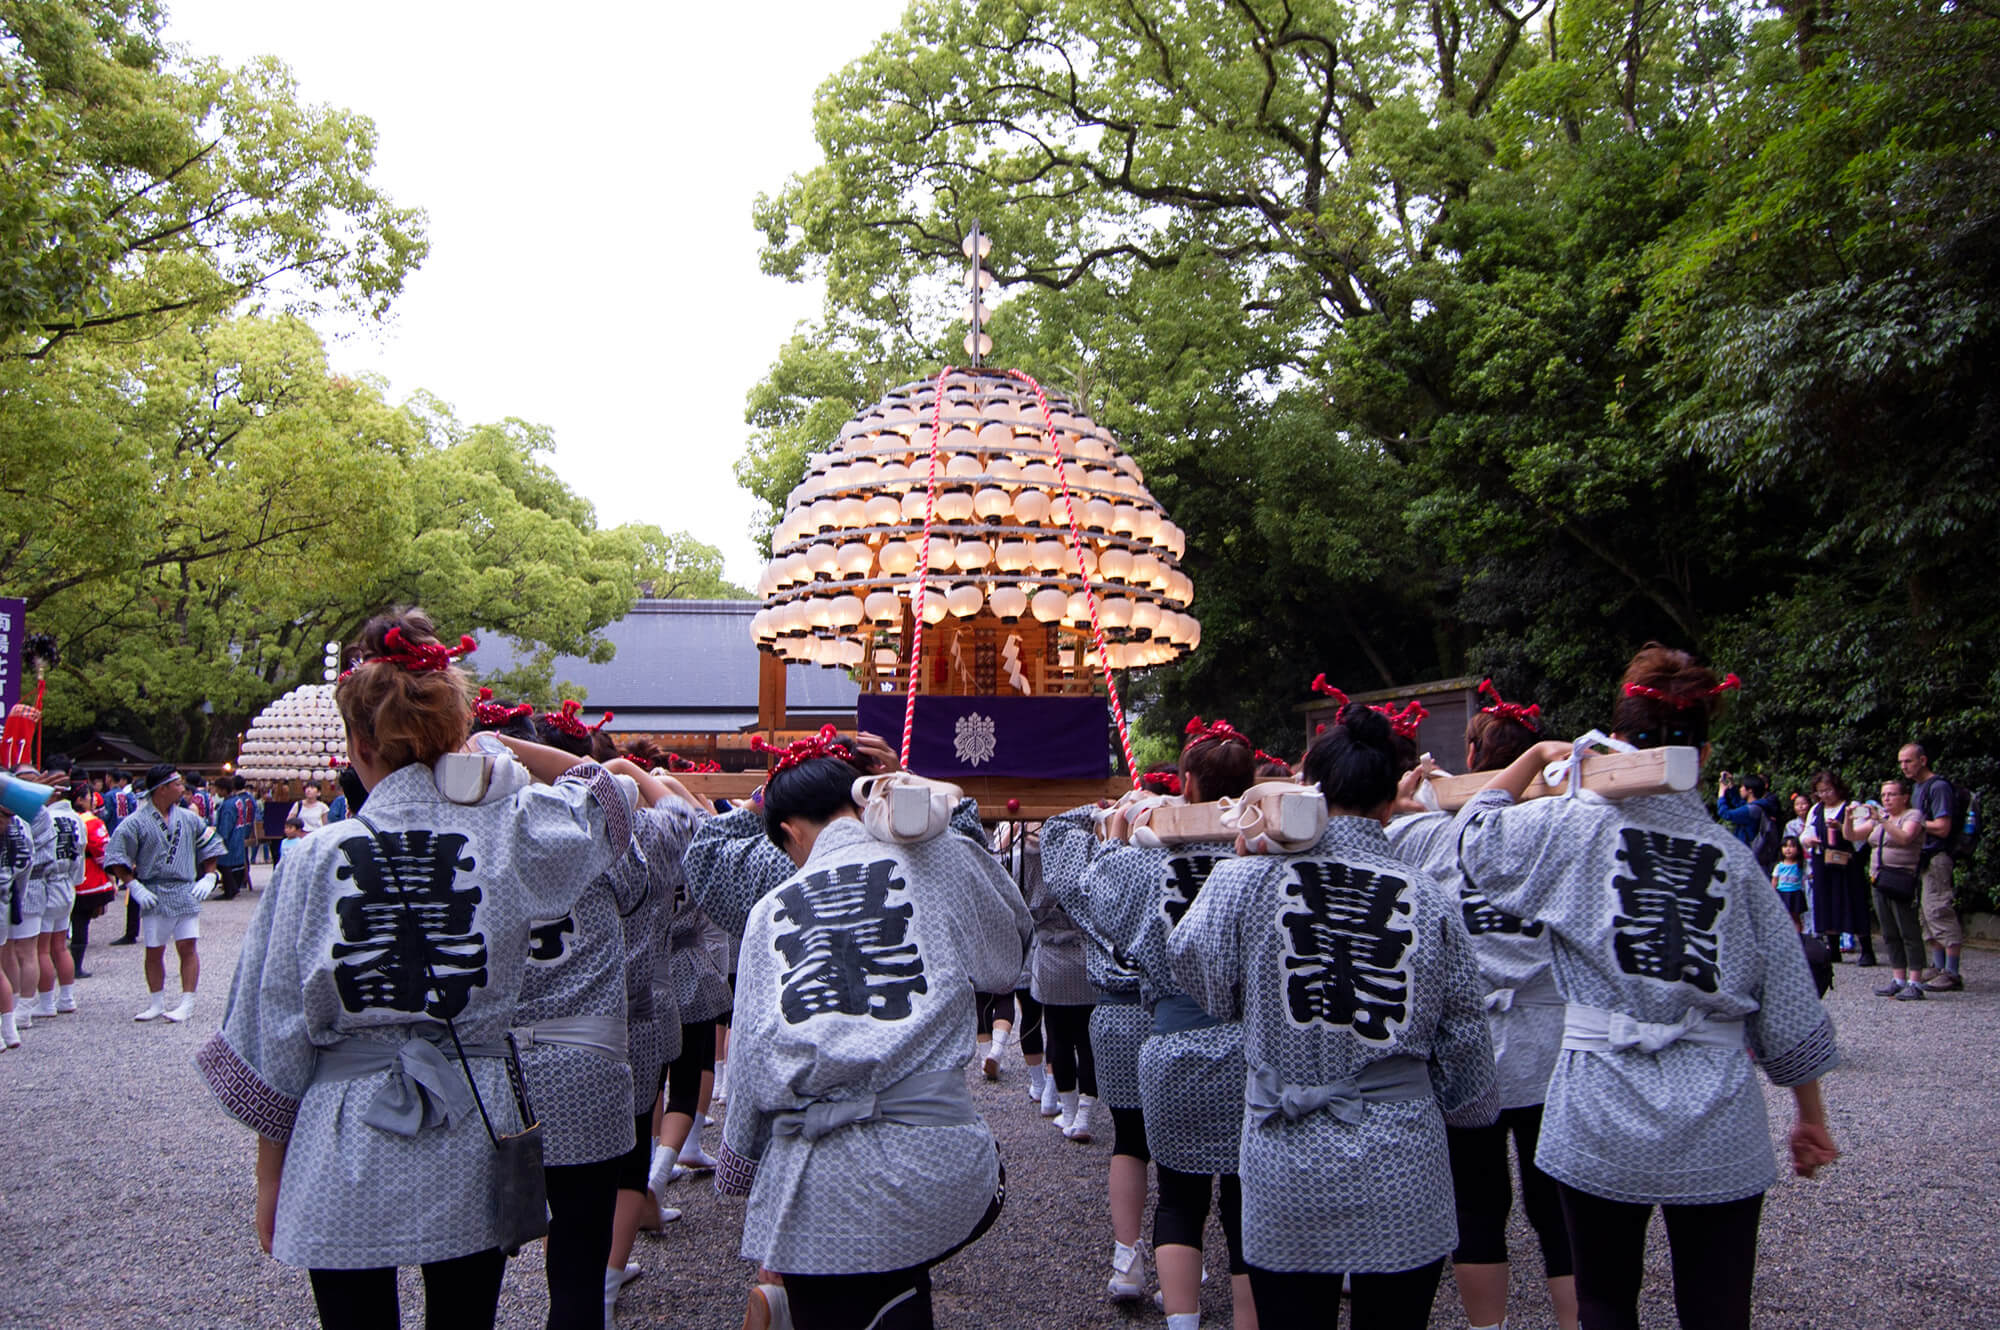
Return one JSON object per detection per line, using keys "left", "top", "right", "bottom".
{"left": 195, "top": 761, "right": 630, "bottom": 1269}
{"left": 1458, "top": 787, "right": 1839, "bottom": 1205}
{"left": 718, "top": 814, "right": 1030, "bottom": 1274}
{"left": 1169, "top": 816, "right": 1497, "bottom": 1274}
{"left": 1389, "top": 808, "right": 1563, "bottom": 1111}
{"left": 1040, "top": 808, "right": 1145, "bottom": 997}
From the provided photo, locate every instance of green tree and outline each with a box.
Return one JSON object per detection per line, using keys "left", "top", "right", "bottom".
{"left": 0, "top": 0, "right": 427, "bottom": 357}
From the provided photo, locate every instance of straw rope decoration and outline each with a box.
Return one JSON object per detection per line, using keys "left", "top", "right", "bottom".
{"left": 898, "top": 366, "right": 956, "bottom": 769}
{"left": 1010, "top": 368, "right": 1141, "bottom": 788}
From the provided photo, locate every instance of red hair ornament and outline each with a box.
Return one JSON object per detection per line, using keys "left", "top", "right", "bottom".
{"left": 473, "top": 687, "right": 534, "bottom": 729}
{"left": 751, "top": 724, "right": 857, "bottom": 776}
{"left": 1623, "top": 673, "right": 1741, "bottom": 708}
{"left": 1374, "top": 699, "right": 1429, "bottom": 741}
{"left": 1141, "top": 770, "right": 1183, "bottom": 797}
{"left": 542, "top": 699, "right": 591, "bottom": 739}
{"left": 1183, "top": 716, "right": 1251, "bottom": 750}
{"left": 1477, "top": 679, "right": 1543, "bottom": 732}
{"left": 354, "top": 627, "right": 476, "bottom": 677}
{"left": 665, "top": 753, "right": 723, "bottom": 774}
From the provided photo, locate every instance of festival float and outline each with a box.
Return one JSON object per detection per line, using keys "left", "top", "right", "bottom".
{"left": 682, "top": 226, "right": 1200, "bottom": 818}
{"left": 234, "top": 681, "right": 347, "bottom": 795}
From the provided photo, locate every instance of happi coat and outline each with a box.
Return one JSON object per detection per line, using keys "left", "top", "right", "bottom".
{"left": 103, "top": 801, "right": 223, "bottom": 919}
{"left": 196, "top": 760, "right": 630, "bottom": 1268}
{"left": 1018, "top": 829, "right": 1095, "bottom": 1008}
{"left": 1457, "top": 787, "right": 1840, "bottom": 1206}
{"left": 1086, "top": 833, "right": 1247, "bottom": 1173}
{"left": 1389, "top": 808, "right": 1563, "bottom": 1111}
{"left": 1042, "top": 807, "right": 1152, "bottom": 1109}
{"left": 1169, "top": 816, "right": 1497, "bottom": 1275}
{"left": 719, "top": 814, "right": 1031, "bottom": 1275}
{"left": 615, "top": 801, "right": 705, "bottom": 1111}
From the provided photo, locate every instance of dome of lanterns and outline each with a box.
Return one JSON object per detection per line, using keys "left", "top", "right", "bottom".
{"left": 236, "top": 684, "right": 346, "bottom": 783}
{"left": 748, "top": 367, "right": 1201, "bottom": 677}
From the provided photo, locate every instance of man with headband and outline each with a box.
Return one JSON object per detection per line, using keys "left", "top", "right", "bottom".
{"left": 103, "top": 764, "right": 224, "bottom": 1023}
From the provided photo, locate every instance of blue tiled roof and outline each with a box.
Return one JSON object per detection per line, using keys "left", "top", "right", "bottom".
{"left": 473, "top": 600, "right": 856, "bottom": 731}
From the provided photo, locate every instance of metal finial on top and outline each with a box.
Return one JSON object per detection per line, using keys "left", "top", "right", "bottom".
{"left": 962, "top": 222, "right": 994, "bottom": 365}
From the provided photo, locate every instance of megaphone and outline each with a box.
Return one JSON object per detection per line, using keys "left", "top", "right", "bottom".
{"left": 0, "top": 772, "right": 56, "bottom": 820}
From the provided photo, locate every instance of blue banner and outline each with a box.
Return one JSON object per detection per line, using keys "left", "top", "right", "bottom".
{"left": 857, "top": 694, "right": 1111, "bottom": 780}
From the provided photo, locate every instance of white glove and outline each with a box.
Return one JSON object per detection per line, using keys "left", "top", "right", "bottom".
{"left": 191, "top": 872, "right": 219, "bottom": 903}
{"left": 129, "top": 881, "right": 158, "bottom": 910}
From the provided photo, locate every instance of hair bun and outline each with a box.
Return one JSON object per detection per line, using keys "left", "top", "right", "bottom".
{"left": 1339, "top": 702, "right": 1393, "bottom": 747}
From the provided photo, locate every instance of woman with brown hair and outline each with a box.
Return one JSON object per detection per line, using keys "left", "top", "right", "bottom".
{"left": 197, "top": 609, "right": 635, "bottom": 1329}
{"left": 1388, "top": 681, "right": 1576, "bottom": 1330}
{"left": 1074, "top": 719, "right": 1263, "bottom": 1330}
{"left": 1456, "top": 645, "right": 1839, "bottom": 1330}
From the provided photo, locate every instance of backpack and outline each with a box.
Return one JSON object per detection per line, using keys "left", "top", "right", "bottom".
{"left": 1748, "top": 807, "right": 1782, "bottom": 874}
{"left": 1920, "top": 777, "right": 1980, "bottom": 861}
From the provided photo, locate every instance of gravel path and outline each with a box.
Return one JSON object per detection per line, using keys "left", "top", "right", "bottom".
{"left": 4, "top": 874, "right": 1995, "bottom": 1329}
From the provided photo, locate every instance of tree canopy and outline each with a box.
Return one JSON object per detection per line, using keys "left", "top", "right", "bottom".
{"left": 2, "top": 1, "right": 747, "bottom": 761}
{"left": 745, "top": 0, "right": 2000, "bottom": 895}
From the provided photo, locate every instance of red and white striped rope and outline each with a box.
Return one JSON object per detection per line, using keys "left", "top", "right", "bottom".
{"left": 899, "top": 366, "right": 955, "bottom": 768}
{"left": 1010, "top": 369, "right": 1140, "bottom": 787}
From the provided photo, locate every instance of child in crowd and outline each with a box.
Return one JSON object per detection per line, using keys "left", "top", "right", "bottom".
{"left": 277, "top": 816, "right": 305, "bottom": 861}
{"left": 1772, "top": 836, "right": 1807, "bottom": 932}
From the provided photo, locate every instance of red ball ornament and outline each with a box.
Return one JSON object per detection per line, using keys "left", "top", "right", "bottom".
{"left": 1006, "top": 798, "right": 1021, "bottom": 816}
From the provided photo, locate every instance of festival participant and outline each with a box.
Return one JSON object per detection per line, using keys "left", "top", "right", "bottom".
{"left": 1456, "top": 646, "right": 1839, "bottom": 1330}
{"left": 465, "top": 705, "right": 647, "bottom": 1330}
{"left": 195, "top": 609, "right": 633, "bottom": 1330}
{"left": 1014, "top": 822, "right": 1083, "bottom": 1117}
{"left": 35, "top": 762, "right": 89, "bottom": 1016}
{"left": 0, "top": 811, "right": 28, "bottom": 1046}
{"left": 1169, "top": 706, "right": 1497, "bottom": 1329}
{"left": 1087, "top": 719, "right": 1259, "bottom": 1330}
{"left": 214, "top": 776, "right": 256, "bottom": 900}
{"left": 602, "top": 770, "right": 706, "bottom": 1325}
{"left": 1386, "top": 681, "right": 1577, "bottom": 1330}
{"left": 8, "top": 767, "right": 58, "bottom": 1023}
{"left": 714, "top": 730, "right": 1029, "bottom": 1330}
{"left": 1043, "top": 775, "right": 1161, "bottom": 1303}
{"left": 650, "top": 864, "right": 735, "bottom": 1187}
{"left": 103, "top": 764, "right": 223, "bottom": 1023}
{"left": 682, "top": 727, "right": 917, "bottom": 1329}
{"left": 68, "top": 785, "right": 113, "bottom": 978}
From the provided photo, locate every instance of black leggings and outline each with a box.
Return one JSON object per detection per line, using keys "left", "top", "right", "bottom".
{"left": 1246, "top": 1259, "right": 1444, "bottom": 1329}
{"left": 665, "top": 1019, "right": 718, "bottom": 1117}
{"left": 1153, "top": 1167, "right": 1246, "bottom": 1275}
{"left": 786, "top": 1266, "right": 934, "bottom": 1330}
{"left": 1446, "top": 1103, "right": 1572, "bottom": 1277}
{"left": 544, "top": 1157, "right": 620, "bottom": 1330}
{"left": 1014, "top": 988, "right": 1044, "bottom": 1055}
{"left": 974, "top": 990, "right": 1011, "bottom": 1037}
{"left": 1557, "top": 1183, "right": 1764, "bottom": 1330}
{"left": 1110, "top": 1105, "right": 1149, "bottom": 1162}
{"left": 1044, "top": 1002, "right": 1096, "bottom": 1096}
{"left": 782, "top": 1152, "right": 1007, "bottom": 1330}
{"left": 308, "top": 1248, "right": 506, "bottom": 1330}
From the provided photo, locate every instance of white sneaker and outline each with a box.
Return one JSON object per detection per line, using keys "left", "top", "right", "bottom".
{"left": 1107, "top": 1241, "right": 1148, "bottom": 1301}
{"left": 1064, "top": 1095, "right": 1095, "bottom": 1143}
{"left": 134, "top": 994, "right": 166, "bottom": 1022}
{"left": 164, "top": 994, "right": 196, "bottom": 1023}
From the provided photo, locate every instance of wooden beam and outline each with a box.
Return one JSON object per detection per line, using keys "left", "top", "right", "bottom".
{"left": 1427, "top": 746, "right": 1700, "bottom": 811}
{"left": 756, "top": 651, "right": 786, "bottom": 732}
{"left": 672, "top": 772, "right": 1131, "bottom": 822}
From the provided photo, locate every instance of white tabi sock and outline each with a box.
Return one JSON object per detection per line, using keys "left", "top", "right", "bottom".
{"left": 164, "top": 989, "right": 196, "bottom": 1022}
{"left": 603, "top": 1265, "right": 623, "bottom": 1328}
{"left": 56, "top": 984, "right": 76, "bottom": 1012}
{"left": 678, "top": 1124, "right": 717, "bottom": 1170}
{"left": 647, "top": 1143, "right": 676, "bottom": 1193}
{"left": 712, "top": 1059, "right": 728, "bottom": 1101}
{"left": 1040, "top": 1076, "right": 1062, "bottom": 1116}
{"left": 1065, "top": 1094, "right": 1094, "bottom": 1140}
{"left": 1, "top": 1010, "right": 17, "bottom": 1045}
{"left": 1026, "top": 1062, "right": 1047, "bottom": 1097}
{"left": 1167, "top": 1314, "right": 1201, "bottom": 1330}
{"left": 991, "top": 1027, "right": 1013, "bottom": 1060}
{"left": 1054, "top": 1089, "right": 1078, "bottom": 1131}
{"left": 134, "top": 990, "right": 167, "bottom": 1022}
{"left": 35, "top": 990, "right": 56, "bottom": 1017}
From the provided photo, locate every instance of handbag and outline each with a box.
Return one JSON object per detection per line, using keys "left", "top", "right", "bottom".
{"left": 358, "top": 816, "right": 549, "bottom": 1256}
{"left": 1874, "top": 864, "right": 1920, "bottom": 902}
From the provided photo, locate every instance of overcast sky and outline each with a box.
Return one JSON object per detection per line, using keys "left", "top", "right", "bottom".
{"left": 160, "top": 0, "right": 913, "bottom": 587}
